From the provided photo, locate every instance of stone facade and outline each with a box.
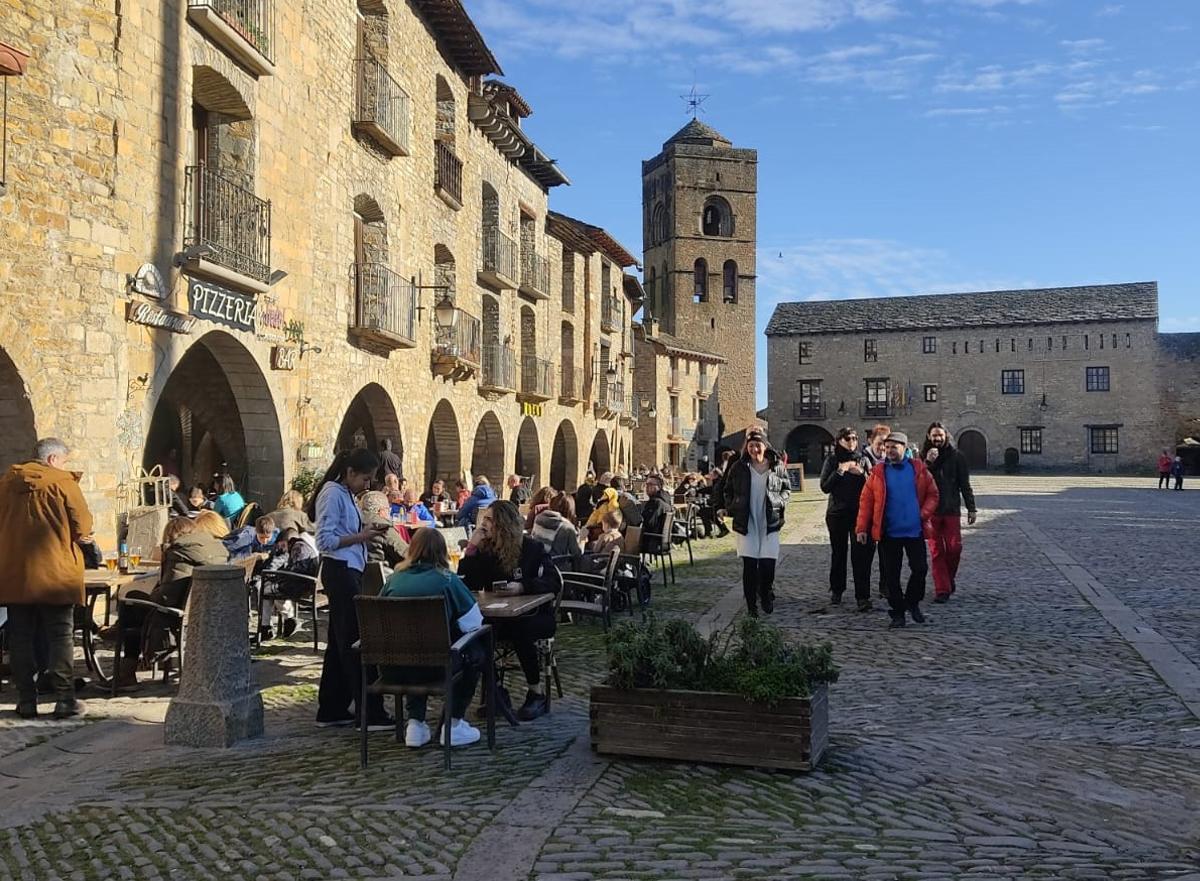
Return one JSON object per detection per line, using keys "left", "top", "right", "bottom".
{"left": 638, "top": 119, "right": 757, "bottom": 460}
{"left": 0, "top": 0, "right": 635, "bottom": 544}
{"left": 765, "top": 283, "right": 1185, "bottom": 473}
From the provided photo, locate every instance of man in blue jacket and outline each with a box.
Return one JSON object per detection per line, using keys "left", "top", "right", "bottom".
{"left": 456, "top": 475, "right": 496, "bottom": 528}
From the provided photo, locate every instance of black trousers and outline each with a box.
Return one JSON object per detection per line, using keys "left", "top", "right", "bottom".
{"left": 741, "top": 557, "right": 776, "bottom": 613}
{"left": 826, "top": 512, "right": 875, "bottom": 602}
{"left": 8, "top": 604, "right": 75, "bottom": 704}
{"left": 493, "top": 611, "right": 556, "bottom": 686}
{"left": 1159, "top": 472, "right": 1170, "bottom": 489}
{"left": 317, "top": 560, "right": 385, "bottom": 723}
{"left": 877, "top": 537, "right": 928, "bottom": 615}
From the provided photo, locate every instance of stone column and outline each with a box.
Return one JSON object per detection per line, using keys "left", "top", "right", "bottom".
{"left": 164, "top": 565, "right": 264, "bottom": 747}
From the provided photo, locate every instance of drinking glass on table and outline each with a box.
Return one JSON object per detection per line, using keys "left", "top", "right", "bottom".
{"left": 104, "top": 554, "right": 118, "bottom": 572}
{"left": 129, "top": 550, "right": 142, "bottom": 568}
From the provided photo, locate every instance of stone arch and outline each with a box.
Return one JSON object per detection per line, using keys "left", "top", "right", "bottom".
{"left": 515, "top": 417, "right": 540, "bottom": 485}
{"left": 470, "top": 411, "right": 505, "bottom": 486}
{"left": 335, "top": 382, "right": 402, "bottom": 465}
{"left": 143, "top": 330, "right": 284, "bottom": 506}
{"left": 650, "top": 202, "right": 668, "bottom": 245}
{"left": 784, "top": 424, "right": 834, "bottom": 474}
{"left": 693, "top": 258, "right": 708, "bottom": 303}
{"left": 193, "top": 65, "right": 252, "bottom": 120}
{"left": 435, "top": 75, "right": 455, "bottom": 147}
{"left": 434, "top": 243, "right": 455, "bottom": 299}
{"left": 589, "top": 428, "right": 611, "bottom": 475}
{"left": 723, "top": 259, "right": 738, "bottom": 304}
{"left": 958, "top": 429, "right": 988, "bottom": 471}
{"left": 701, "top": 195, "right": 734, "bottom": 237}
{"left": 357, "top": 0, "right": 390, "bottom": 66}
{"left": 424, "top": 398, "right": 461, "bottom": 484}
{"left": 353, "top": 193, "right": 389, "bottom": 266}
{"left": 0, "top": 345, "right": 37, "bottom": 471}
{"left": 550, "top": 420, "right": 579, "bottom": 491}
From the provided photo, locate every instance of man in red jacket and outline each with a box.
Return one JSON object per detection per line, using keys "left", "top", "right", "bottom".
{"left": 856, "top": 432, "right": 939, "bottom": 629}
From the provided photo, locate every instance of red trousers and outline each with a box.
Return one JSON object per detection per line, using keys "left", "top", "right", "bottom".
{"left": 928, "top": 514, "right": 963, "bottom": 597}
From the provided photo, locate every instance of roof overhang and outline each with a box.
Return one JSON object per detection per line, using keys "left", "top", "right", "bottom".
{"left": 410, "top": 0, "right": 502, "bottom": 77}
{"left": 622, "top": 273, "right": 645, "bottom": 306}
{"left": 468, "top": 91, "right": 569, "bottom": 190}
{"left": 547, "top": 212, "right": 637, "bottom": 266}
{"left": 0, "top": 41, "right": 30, "bottom": 76}
{"left": 546, "top": 213, "right": 596, "bottom": 253}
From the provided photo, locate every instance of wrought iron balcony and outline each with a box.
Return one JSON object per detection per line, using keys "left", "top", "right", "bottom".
{"left": 353, "top": 56, "right": 410, "bottom": 157}
{"left": 520, "top": 355, "right": 555, "bottom": 401}
{"left": 431, "top": 306, "right": 482, "bottom": 378}
{"left": 187, "top": 0, "right": 275, "bottom": 76}
{"left": 793, "top": 401, "right": 827, "bottom": 420}
{"left": 559, "top": 364, "right": 582, "bottom": 404}
{"left": 600, "top": 294, "right": 619, "bottom": 333}
{"left": 595, "top": 375, "right": 624, "bottom": 419}
{"left": 859, "top": 400, "right": 895, "bottom": 419}
{"left": 183, "top": 164, "right": 271, "bottom": 291}
{"left": 479, "top": 224, "right": 518, "bottom": 289}
{"left": 480, "top": 343, "right": 517, "bottom": 394}
{"left": 350, "top": 263, "right": 416, "bottom": 350}
{"left": 434, "top": 140, "right": 462, "bottom": 209}
{"left": 520, "top": 249, "right": 551, "bottom": 300}
{"left": 620, "top": 396, "right": 638, "bottom": 428}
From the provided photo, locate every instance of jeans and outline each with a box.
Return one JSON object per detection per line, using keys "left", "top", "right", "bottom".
{"left": 1174, "top": 475, "right": 1184, "bottom": 490}
{"left": 741, "top": 557, "right": 777, "bottom": 613}
{"left": 8, "top": 604, "right": 75, "bottom": 705}
{"left": 826, "top": 512, "right": 875, "bottom": 602}
{"left": 382, "top": 638, "right": 488, "bottom": 722}
{"left": 877, "top": 537, "right": 928, "bottom": 616}
{"left": 317, "top": 560, "right": 385, "bottom": 723}
{"left": 927, "top": 514, "right": 963, "bottom": 598}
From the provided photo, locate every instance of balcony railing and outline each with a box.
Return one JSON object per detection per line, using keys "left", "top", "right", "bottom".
{"left": 596, "top": 375, "right": 624, "bottom": 417}
{"left": 620, "top": 396, "right": 638, "bottom": 427}
{"left": 559, "top": 364, "right": 582, "bottom": 403}
{"left": 859, "top": 399, "right": 895, "bottom": 419}
{"left": 434, "top": 140, "right": 462, "bottom": 209}
{"left": 184, "top": 164, "right": 271, "bottom": 288}
{"left": 350, "top": 263, "right": 416, "bottom": 350}
{"left": 432, "top": 306, "right": 482, "bottom": 372}
{"left": 520, "top": 250, "right": 551, "bottom": 300}
{"left": 793, "top": 401, "right": 827, "bottom": 420}
{"left": 187, "top": 0, "right": 275, "bottom": 75}
{"left": 600, "top": 295, "right": 618, "bottom": 333}
{"left": 520, "top": 355, "right": 555, "bottom": 400}
{"left": 480, "top": 343, "right": 517, "bottom": 393}
{"left": 479, "top": 225, "right": 518, "bottom": 289}
{"left": 353, "top": 56, "right": 410, "bottom": 156}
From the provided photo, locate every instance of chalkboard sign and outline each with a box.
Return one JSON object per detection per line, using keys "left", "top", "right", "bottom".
{"left": 786, "top": 464, "right": 805, "bottom": 491}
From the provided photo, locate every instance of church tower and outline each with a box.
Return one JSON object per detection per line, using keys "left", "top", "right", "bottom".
{"left": 641, "top": 120, "right": 758, "bottom": 437}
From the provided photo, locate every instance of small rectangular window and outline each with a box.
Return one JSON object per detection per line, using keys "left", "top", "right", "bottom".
{"left": 1111, "top": 333, "right": 1117, "bottom": 349}
{"left": 1010, "top": 339, "right": 1015, "bottom": 352}
{"left": 1086, "top": 366, "right": 1110, "bottom": 392}
{"left": 1090, "top": 426, "right": 1119, "bottom": 454}
{"left": 1062, "top": 335, "right": 1068, "bottom": 349}
{"left": 952, "top": 341, "right": 957, "bottom": 354}
{"left": 1001, "top": 369, "right": 1025, "bottom": 395}
{"left": 1125, "top": 333, "right": 1131, "bottom": 348}
{"left": 1027, "top": 338, "right": 1033, "bottom": 350}
{"left": 1100, "top": 334, "right": 1105, "bottom": 349}
{"left": 924, "top": 384, "right": 938, "bottom": 403}
{"left": 1020, "top": 428, "right": 1042, "bottom": 455}
{"left": 1085, "top": 335, "right": 1089, "bottom": 350}
{"left": 922, "top": 336, "right": 936, "bottom": 354}
{"left": 995, "top": 339, "right": 1000, "bottom": 353}
{"left": 798, "top": 341, "right": 811, "bottom": 365}
{"left": 864, "top": 339, "right": 878, "bottom": 363}
{"left": 863, "top": 378, "right": 889, "bottom": 416}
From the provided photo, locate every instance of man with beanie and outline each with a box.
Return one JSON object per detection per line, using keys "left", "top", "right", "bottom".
{"left": 921, "top": 422, "right": 977, "bottom": 603}
{"left": 856, "top": 432, "right": 939, "bottom": 628}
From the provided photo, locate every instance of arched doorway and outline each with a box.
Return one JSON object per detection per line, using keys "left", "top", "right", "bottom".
{"left": 550, "top": 420, "right": 579, "bottom": 491}
{"left": 471, "top": 411, "right": 505, "bottom": 485}
{"left": 959, "top": 429, "right": 988, "bottom": 470}
{"left": 514, "top": 417, "right": 540, "bottom": 485}
{"left": 0, "top": 346, "right": 37, "bottom": 471}
{"left": 589, "top": 429, "right": 611, "bottom": 475}
{"left": 784, "top": 425, "right": 834, "bottom": 474}
{"left": 336, "top": 382, "right": 402, "bottom": 462}
{"left": 424, "top": 399, "right": 461, "bottom": 485}
{"left": 143, "top": 331, "right": 284, "bottom": 506}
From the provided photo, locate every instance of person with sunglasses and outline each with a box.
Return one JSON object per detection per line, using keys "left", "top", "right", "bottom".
{"left": 819, "top": 427, "right": 875, "bottom": 611}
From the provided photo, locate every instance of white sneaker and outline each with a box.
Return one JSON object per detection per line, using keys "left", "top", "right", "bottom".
{"left": 441, "top": 718, "right": 481, "bottom": 747}
{"left": 405, "top": 719, "right": 431, "bottom": 748}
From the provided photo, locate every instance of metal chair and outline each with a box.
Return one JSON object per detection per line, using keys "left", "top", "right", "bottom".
{"left": 111, "top": 578, "right": 189, "bottom": 697}
{"left": 535, "top": 568, "right": 565, "bottom": 708}
{"left": 674, "top": 503, "right": 699, "bottom": 566}
{"left": 560, "top": 547, "right": 620, "bottom": 630}
{"left": 641, "top": 510, "right": 676, "bottom": 588}
{"left": 354, "top": 595, "right": 496, "bottom": 770}
{"left": 361, "top": 561, "right": 392, "bottom": 597}
{"left": 257, "top": 563, "right": 322, "bottom": 653}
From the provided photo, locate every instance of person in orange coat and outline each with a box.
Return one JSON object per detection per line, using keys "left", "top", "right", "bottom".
{"left": 855, "top": 432, "right": 939, "bottom": 629}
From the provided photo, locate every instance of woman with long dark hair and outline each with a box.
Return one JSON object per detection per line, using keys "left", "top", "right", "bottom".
{"left": 311, "top": 448, "right": 393, "bottom": 730}
{"left": 721, "top": 428, "right": 790, "bottom": 616}
{"left": 819, "top": 426, "right": 874, "bottom": 610}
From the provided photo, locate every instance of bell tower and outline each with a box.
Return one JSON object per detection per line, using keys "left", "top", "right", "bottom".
{"left": 641, "top": 119, "right": 758, "bottom": 436}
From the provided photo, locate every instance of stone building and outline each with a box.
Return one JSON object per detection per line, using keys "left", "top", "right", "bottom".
{"left": 765, "top": 282, "right": 1189, "bottom": 473}
{"left": 0, "top": 0, "right": 637, "bottom": 543}
{"left": 635, "top": 119, "right": 757, "bottom": 468}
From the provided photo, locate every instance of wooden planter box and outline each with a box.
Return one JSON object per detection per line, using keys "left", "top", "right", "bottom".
{"left": 589, "top": 684, "right": 828, "bottom": 771}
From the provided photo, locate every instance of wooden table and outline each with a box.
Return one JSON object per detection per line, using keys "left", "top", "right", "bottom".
{"left": 475, "top": 591, "right": 553, "bottom": 619}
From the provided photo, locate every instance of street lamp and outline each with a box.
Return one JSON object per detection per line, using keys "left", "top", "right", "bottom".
{"left": 434, "top": 294, "right": 457, "bottom": 328}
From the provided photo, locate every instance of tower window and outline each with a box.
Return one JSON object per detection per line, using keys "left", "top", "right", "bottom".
{"left": 701, "top": 196, "right": 733, "bottom": 236}
{"left": 693, "top": 258, "right": 708, "bottom": 302}
{"left": 722, "top": 260, "right": 738, "bottom": 303}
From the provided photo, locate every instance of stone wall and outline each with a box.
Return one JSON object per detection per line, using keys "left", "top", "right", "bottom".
{"left": 1158, "top": 332, "right": 1200, "bottom": 454}
{"left": 631, "top": 325, "right": 721, "bottom": 470}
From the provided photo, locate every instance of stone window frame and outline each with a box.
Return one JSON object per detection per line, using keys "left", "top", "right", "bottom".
{"left": 1089, "top": 426, "right": 1119, "bottom": 455}
{"left": 1085, "top": 366, "right": 1111, "bottom": 392}
{"left": 923, "top": 384, "right": 938, "bottom": 403}
{"left": 1001, "top": 369, "right": 1025, "bottom": 395}
{"left": 863, "top": 377, "right": 889, "bottom": 411}
{"left": 863, "top": 339, "right": 878, "bottom": 363}
{"left": 1020, "top": 427, "right": 1043, "bottom": 455}
{"left": 922, "top": 336, "right": 936, "bottom": 354}
{"left": 798, "top": 341, "right": 811, "bottom": 365}
{"left": 798, "top": 379, "right": 822, "bottom": 407}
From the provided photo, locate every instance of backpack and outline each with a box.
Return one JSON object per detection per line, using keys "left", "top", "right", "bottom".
{"left": 615, "top": 558, "right": 653, "bottom": 610}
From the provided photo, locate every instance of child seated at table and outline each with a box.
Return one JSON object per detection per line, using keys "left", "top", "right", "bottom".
{"left": 379, "top": 528, "right": 485, "bottom": 749}
{"left": 586, "top": 510, "right": 624, "bottom": 556}
{"left": 258, "top": 527, "right": 319, "bottom": 640}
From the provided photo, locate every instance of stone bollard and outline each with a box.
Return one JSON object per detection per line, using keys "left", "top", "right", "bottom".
{"left": 164, "top": 564, "right": 264, "bottom": 747}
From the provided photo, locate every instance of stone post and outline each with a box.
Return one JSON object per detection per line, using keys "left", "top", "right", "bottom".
{"left": 164, "top": 565, "right": 264, "bottom": 747}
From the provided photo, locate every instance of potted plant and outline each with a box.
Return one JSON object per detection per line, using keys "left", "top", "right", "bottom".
{"left": 590, "top": 616, "right": 838, "bottom": 771}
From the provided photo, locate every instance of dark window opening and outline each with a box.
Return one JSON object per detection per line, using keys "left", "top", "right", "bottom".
{"left": 1001, "top": 369, "right": 1025, "bottom": 395}
{"left": 1020, "top": 428, "right": 1042, "bottom": 455}
{"left": 1086, "top": 366, "right": 1110, "bottom": 392}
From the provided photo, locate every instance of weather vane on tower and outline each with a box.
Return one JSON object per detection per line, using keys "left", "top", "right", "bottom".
{"left": 680, "top": 81, "right": 710, "bottom": 119}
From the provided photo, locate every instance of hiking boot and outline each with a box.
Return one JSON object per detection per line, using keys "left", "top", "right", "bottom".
{"left": 516, "top": 690, "right": 548, "bottom": 721}
{"left": 52, "top": 699, "right": 85, "bottom": 720}
{"left": 761, "top": 590, "right": 776, "bottom": 614}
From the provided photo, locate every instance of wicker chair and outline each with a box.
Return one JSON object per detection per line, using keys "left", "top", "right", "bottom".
{"left": 560, "top": 547, "right": 620, "bottom": 630}
{"left": 353, "top": 595, "right": 496, "bottom": 770}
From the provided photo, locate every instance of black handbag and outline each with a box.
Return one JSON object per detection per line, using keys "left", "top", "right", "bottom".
{"left": 80, "top": 540, "right": 103, "bottom": 569}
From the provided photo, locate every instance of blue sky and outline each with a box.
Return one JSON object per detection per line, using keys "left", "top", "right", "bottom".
{"left": 466, "top": 0, "right": 1200, "bottom": 407}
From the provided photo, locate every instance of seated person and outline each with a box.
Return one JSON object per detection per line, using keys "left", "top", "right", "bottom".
{"left": 186, "top": 485, "right": 211, "bottom": 516}
{"left": 211, "top": 474, "right": 247, "bottom": 525}
{"left": 586, "top": 510, "right": 624, "bottom": 556}
{"left": 454, "top": 480, "right": 470, "bottom": 507}
{"left": 192, "top": 509, "right": 231, "bottom": 541}
{"left": 399, "top": 488, "right": 436, "bottom": 525}
{"left": 457, "top": 501, "right": 559, "bottom": 721}
{"left": 523, "top": 486, "right": 558, "bottom": 530}
{"left": 609, "top": 476, "right": 643, "bottom": 528}
{"left": 380, "top": 528, "right": 486, "bottom": 749}
{"left": 167, "top": 475, "right": 190, "bottom": 518}
{"left": 105, "top": 516, "right": 228, "bottom": 690}
{"left": 640, "top": 476, "right": 674, "bottom": 551}
{"left": 421, "top": 479, "right": 451, "bottom": 511}
{"left": 269, "top": 490, "right": 315, "bottom": 534}
{"left": 456, "top": 475, "right": 496, "bottom": 528}
{"left": 358, "top": 491, "right": 408, "bottom": 568}
{"left": 259, "top": 527, "right": 319, "bottom": 640}
{"left": 531, "top": 493, "right": 583, "bottom": 570}
{"left": 224, "top": 515, "right": 278, "bottom": 559}
{"left": 584, "top": 485, "right": 620, "bottom": 530}
{"left": 507, "top": 474, "right": 531, "bottom": 505}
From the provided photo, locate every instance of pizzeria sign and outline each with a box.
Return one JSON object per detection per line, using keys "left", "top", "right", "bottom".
{"left": 188, "top": 277, "right": 257, "bottom": 334}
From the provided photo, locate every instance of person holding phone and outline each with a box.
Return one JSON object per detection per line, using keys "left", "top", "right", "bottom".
{"left": 309, "top": 448, "right": 394, "bottom": 731}
{"left": 819, "top": 427, "right": 874, "bottom": 610}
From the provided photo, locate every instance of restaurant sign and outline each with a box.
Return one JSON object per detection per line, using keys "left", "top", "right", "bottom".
{"left": 125, "top": 300, "right": 196, "bottom": 334}
{"left": 271, "top": 346, "right": 298, "bottom": 371}
{"left": 188, "top": 277, "right": 257, "bottom": 334}
{"left": 520, "top": 401, "right": 544, "bottom": 418}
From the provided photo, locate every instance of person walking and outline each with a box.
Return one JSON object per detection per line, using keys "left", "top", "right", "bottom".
{"left": 856, "top": 432, "right": 939, "bottom": 629}
{"left": 1171, "top": 455, "right": 1184, "bottom": 490}
{"left": 0, "top": 438, "right": 95, "bottom": 719}
{"left": 1157, "top": 449, "right": 1173, "bottom": 490}
{"left": 722, "top": 428, "right": 790, "bottom": 617}
{"left": 818, "top": 427, "right": 874, "bottom": 611}
{"left": 308, "top": 449, "right": 394, "bottom": 731}
{"left": 921, "top": 423, "right": 977, "bottom": 603}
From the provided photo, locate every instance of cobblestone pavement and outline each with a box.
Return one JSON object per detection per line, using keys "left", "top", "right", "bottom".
{"left": 1, "top": 477, "right": 1198, "bottom": 881}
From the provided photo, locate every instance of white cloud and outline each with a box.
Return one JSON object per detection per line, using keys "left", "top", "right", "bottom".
{"left": 923, "top": 105, "right": 1009, "bottom": 117}
{"left": 1061, "top": 38, "right": 1107, "bottom": 54}
{"left": 1097, "top": 4, "right": 1124, "bottom": 16}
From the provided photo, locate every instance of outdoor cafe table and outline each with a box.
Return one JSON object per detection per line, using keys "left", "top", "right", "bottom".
{"left": 473, "top": 590, "right": 554, "bottom": 726}
{"left": 82, "top": 568, "right": 156, "bottom": 686}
